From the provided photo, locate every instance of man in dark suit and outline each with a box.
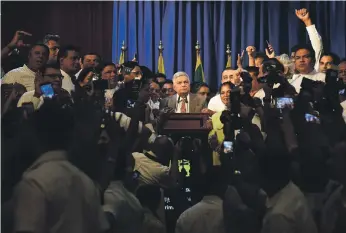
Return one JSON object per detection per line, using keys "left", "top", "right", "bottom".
{"left": 160, "top": 71, "right": 206, "bottom": 113}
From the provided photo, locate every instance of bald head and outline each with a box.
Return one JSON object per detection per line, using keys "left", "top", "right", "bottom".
{"left": 221, "top": 69, "right": 241, "bottom": 85}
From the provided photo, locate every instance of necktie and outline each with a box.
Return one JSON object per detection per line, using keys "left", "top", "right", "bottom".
{"left": 180, "top": 97, "right": 186, "bottom": 113}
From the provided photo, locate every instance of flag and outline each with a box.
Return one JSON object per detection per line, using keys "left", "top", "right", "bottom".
{"left": 226, "top": 55, "right": 231, "bottom": 68}
{"left": 158, "top": 52, "right": 165, "bottom": 74}
{"left": 194, "top": 53, "right": 205, "bottom": 82}
{"left": 119, "top": 50, "right": 124, "bottom": 64}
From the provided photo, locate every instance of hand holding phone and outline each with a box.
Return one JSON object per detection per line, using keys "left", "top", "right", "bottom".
{"left": 265, "top": 40, "right": 275, "bottom": 58}
{"left": 275, "top": 97, "right": 294, "bottom": 109}
{"left": 40, "top": 83, "right": 54, "bottom": 98}
{"left": 223, "top": 141, "right": 233, "bottom": 153}
{"left": 305, "top": 113, "right": 320, "bottom": 124}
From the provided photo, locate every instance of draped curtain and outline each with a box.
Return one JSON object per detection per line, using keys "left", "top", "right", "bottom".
{"left": 112, "top": 1, "right": 346, "bottom": 90}
{"left": 1, "top": 1, "right": 114, "bottom": 72}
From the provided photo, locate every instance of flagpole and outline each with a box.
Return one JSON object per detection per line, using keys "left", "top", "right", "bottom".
{"left": 121, "top": 40, "right": 127, "bottom": 62}
{"left": 158, "top": 40, "right": 164, "bottom": 73}
{"left": 195, "top": 40, "right": 201, "bottom": 60}
{"left": 226, "top": 44, "right": 231, "bottom": 68}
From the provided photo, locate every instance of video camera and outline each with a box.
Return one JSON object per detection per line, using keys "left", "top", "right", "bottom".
{"left": 257, "top": 59, "right": 285, "bottom": 86}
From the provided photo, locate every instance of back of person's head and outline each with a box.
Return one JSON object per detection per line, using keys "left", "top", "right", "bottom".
{"left": 57, "top": 45, "right": 80, "bottom": 64}
{"left": 155, "top": 73, "right": 166, "bottom": 80}
{"left": 43, "top": 34, "right": 60, "bottom": 44}
{"left": 254, "top": 52, "right": 269, "bottom": 61}
{"left": 203, "top": 166, "right": 227, "bottom": 198}
{"left": 150, "top": 135, "right": 175, "bottom": 164}
{"left": 259, "top": 147, "right": 291, "bottom": 196}
{"left": 136, "top": 185, "right": 161, "bottom": 211}
{"left": 34, "top": 98, "right": 74, "bottom": 151}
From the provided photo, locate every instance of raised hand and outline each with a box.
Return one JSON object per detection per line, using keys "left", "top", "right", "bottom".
{"left": 237, "top": 50, "right": 245, "bottom": 69}
{"left": 246, "top": 46, "right": 256, "bottom": 57}
{"left": 265, "top": 43, "right": 275, "bottom": 58}
{"left": 295, "top": 8, "right": 312, "bottom": 26}
{"left": 34, "top": 71, "right": 44, "bottom": 97}
{"left": 8, "top": 30, "right": 32, "bottom": 49}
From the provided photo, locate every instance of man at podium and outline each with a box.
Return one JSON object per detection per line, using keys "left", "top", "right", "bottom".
{"left": 160, "top": 71, "right": 206, "bottom": 113}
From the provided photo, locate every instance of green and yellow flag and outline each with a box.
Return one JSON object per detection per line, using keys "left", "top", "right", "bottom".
{"left": 194, "top": 53, "right": 205, "bottom": 82}
{"left": 226, "top": 55, "right": 231, "bottom": 68}
{"left": 158, "top": 53, "right": 165, "bottom": 74}
{"left": 119, "top": 50, "right": 124, "bottom": 65}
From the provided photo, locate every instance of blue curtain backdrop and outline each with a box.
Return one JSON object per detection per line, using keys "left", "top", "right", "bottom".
{"left": 112, "top": 1, "right": 346, "bottom": 90}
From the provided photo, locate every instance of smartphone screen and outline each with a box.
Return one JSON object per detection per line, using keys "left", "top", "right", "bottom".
{"left": 305, "top": 113, "right": 320, "bottom": 124}
{"left": 40, "top": 83, "right": 54, "bottom": 98}
{"left": 275, "top": 97, "right": 294, "bottom": 109}
{"left": 223, "top": 141, "right": 233, "bottom": 153}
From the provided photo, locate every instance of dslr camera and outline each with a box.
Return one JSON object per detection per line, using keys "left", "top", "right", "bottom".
{"left": 257, "top": 59, "right": 285, "bottom": 85}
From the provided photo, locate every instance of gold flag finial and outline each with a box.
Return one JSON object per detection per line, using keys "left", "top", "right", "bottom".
{"left": 195, "top": 40, "right": 201, "bottom": 51}
{"left": 226, "top": 44, "right": 231, "bottom": 56}
{"left": 121, "top": 41, "right": 127, "bottom": 51}
{"left": 158, "top": 40, "right": 164, "bottom": 52}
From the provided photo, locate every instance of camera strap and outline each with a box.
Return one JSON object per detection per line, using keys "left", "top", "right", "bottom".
{"left": 144, "top": 151, "right": 161, "bottom": 164}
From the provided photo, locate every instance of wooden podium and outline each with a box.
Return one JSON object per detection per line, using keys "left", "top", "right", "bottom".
{"left": 162, "top": 113, "right": 210, "bottom": 134}
{"left": 161, "top": 113, "right": 212, "bottom": 166}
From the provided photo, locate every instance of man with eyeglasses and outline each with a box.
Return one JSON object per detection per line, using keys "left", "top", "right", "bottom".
{"left": 43, "top": 34, "right": 60, "bottom": 64}
{"left": 17, "top": 63, "right": 69, "bottom": 110}
{"left": 161, "top": 80, "right": 175, "bottom": 98}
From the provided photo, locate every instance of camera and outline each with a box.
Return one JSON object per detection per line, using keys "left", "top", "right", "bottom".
{"left": 257, "top": 59, "right": 285, "bottom": 85}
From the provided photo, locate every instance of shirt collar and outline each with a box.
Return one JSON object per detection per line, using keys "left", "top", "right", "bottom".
{"left": 23, "top": 64, "right": 36, "bottom": 75}
{"left": 177, "top": 94, "right": 190, "bottom": 103}
{"left": 266, "top": 181, "right": 294, "bottom": 209}
{"left": 25, "top": 150, "right": 68, "bottom": 174}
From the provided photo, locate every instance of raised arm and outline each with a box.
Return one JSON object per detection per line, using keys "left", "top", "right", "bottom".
{"left": 295, "top": 8, "right": 323, "bottom": 71}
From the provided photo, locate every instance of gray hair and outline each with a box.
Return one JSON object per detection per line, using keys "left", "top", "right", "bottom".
{"left": 278, "top": 54, "right": 294, "bottom": 79}
{"left": 172, "top": 71, "right": 190, "bottom": 83}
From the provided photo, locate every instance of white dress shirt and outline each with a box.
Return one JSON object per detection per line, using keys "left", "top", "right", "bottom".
{"left": 75, "top": 69, "right": 82, "bottom": 78}
{"left": 61, "top": 69, "right": 75, "bottom": 94}
{"left": 254, "top": 70, "right": 326, "bottom": 99}
{"left": 340, "top": 100, "right": 346, "bottom": 123}
{"left": 17, "top": 90, "right": 44, "bottom": 110}
{"left": 176, "top": 94, "right": 190, "bottom": 113}
{"left": 262, "top": 181, "right": 317, "bottom": 233}
{"left": 306, "top": 24, "right": 323, "bottom": 72}
{"left": 14, "top": 150, "right": 109, "bottom": 233}
{"left": 175, "top": 195, "right": 225, "bottom": 233}
{"left": 208, "top": 94, "right": 227, "bottom": 112}
{"left": 2, "top": 64, "right": 36, "bottom": 91}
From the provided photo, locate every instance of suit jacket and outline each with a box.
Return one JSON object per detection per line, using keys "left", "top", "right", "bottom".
{"left": 160, "top": 93, "right": 206, "bottom": 113}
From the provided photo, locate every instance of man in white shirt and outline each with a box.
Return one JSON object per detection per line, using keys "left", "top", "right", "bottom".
{"left": 160, "top": 71, "right": 206, "bottom": 113}
{"left": 58, "top": 45, "right": 81, "bottom": 93}
{"left": 2, "top": 43, "right": 49, "bottom": 91}
{"left": 175, "top": 167, "right": 227, "bottom": 233}
{"left": 75, "top": 53, "right": 101, "bottom": 77}
{"left": 208, "top": 68, "right": 241, "bottom": 113}
{"left": 17, "top": 63, "right": 69, "bottom": 110}
{"left": 255, "top": 45, "right": 325, "bottom": 99}
{"left": 295, "top": 8, "right": 323, "bottom": 72}
{"left": 260, "top": 151, "right": 317, "bottom": 233}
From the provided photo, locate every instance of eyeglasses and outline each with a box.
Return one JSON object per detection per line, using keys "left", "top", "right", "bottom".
{"left": 43, "top": 74, "right": 64, "bottom": 79}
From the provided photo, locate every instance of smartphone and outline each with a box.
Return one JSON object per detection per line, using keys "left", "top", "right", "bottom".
{"left": 305, "top": 113, "right": 320, "bottom": 124}
{"left": 40, "top": 83, "right": 54, "bottom": 98}
{"left": 339, "top": 89, "right": 345, "bottom": 95}
{"left": 275, "top": 97, "right": 294, "bottom": 109}
{"left": 223, "top": 141, "right": 233, "bottom": 153}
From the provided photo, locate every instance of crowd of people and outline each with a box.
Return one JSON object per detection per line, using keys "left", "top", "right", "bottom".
{"left": 1, "top": 7, "right": 346, "bottom": 233}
